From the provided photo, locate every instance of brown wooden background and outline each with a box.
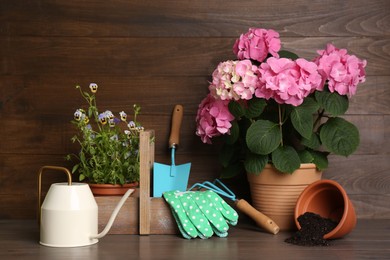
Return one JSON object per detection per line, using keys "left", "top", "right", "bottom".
{"left": 0, "top": 0, "right": 389, "bottom": 219}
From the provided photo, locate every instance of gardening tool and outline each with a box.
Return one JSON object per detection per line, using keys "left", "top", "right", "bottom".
{"left": 37, "top": 166, "right": 134, "bottom": 247}
{"left": 153, "top": 104, "right": 191, "bottom": 197}
{"left": 189, "top": 179, "right": 280, "bottom": 234}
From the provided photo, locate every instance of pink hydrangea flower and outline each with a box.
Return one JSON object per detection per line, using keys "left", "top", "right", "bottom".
{"left": 209, "top": 60, "right": 259, "bottom": 101}
{"left": 233, "top": 28, "right": 281, "bottom": 63}
{"left": 195, "top": 94, "right": 234, "bottom": 144}
{"left": 314, "top": 43, "right": 367, "bottom": 97}
{"left": 256, "top": 57, "right": 323, "bottom": 106}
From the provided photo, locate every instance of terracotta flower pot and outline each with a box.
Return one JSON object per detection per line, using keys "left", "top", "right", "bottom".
{"left": 295, "top": 179, "right": 357, "bottom": 239}
{"left": 247, "top": 163, "right": 322, "bottom": 230}
{"left": 88, "top": 182, "right": 139, "bottom": 196}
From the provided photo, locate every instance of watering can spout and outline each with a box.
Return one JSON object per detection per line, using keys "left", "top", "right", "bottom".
{"left": 90, "top": 188, "right": 133, "bottom": 239}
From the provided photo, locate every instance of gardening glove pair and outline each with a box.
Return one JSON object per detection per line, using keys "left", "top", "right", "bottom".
{"left": 163, "top": 190, "right": 238, "bottom": 239}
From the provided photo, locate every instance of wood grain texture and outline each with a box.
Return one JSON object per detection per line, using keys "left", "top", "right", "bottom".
{"left": 1, "top": 219, "right": 390, "bottom": 259}
{"left": 0, "top": 37, "right": 388, "bottom": 76}
{"left": 0, "top": 0, "right": 389, "bottom": 220}
{"left": 95, "top": 196, "right": 177, "bottom": 235}
{"left": 1, "top": 0, "right": 388, "bottom": 37}
{"left": 139, "top": 130, "right": 152, "bottom": 235}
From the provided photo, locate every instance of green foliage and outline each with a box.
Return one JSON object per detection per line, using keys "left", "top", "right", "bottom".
{"left": 320, "top": 117, "right": 359, "bottom": 156}
{"left": 246, "top": 120, "right": 281, "bottom": 155}
{"left": 218, "top": 85, "right": 360, "bottom": 177}
{"left": 271, "top": 145, "right": 301, "bottom": 173}
{"left": 66, "top": 84, "right": 144, "bottom": 185}
{"left": 278, "top": 50, "right": 299, "bottom": 60}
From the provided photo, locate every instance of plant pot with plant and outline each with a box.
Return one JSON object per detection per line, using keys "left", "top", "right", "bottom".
{"left": 195, "top": 28, "right": 366, "bottom": 230}
{"left": 66, "top": 83, "right": 144, "bottom": 196}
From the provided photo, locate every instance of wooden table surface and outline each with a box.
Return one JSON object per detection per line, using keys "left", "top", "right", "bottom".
{"left": 1, "top": 219, "right": 389, "bottom": 260}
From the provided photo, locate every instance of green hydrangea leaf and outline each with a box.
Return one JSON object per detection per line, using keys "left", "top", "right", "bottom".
{"left": 220, "top": 163, "right": 243, "bottom": 179}
{"left": 315, "top": 90, "right": 349, "bottom": 116}
{"left": 218, "top": 144, "right": 237, "bottom": 167}
{"left": 228, "top": 101, "right": 245, "bottom": 118}
{"left": 246, "top": 120, "right": 281, "bottom": 155}
{"left": 309, "top": 150, "right": 329, "bottom": 171}
{"left": 271, "top": 146, "right": 301, "bottom": 173}
{"left": 320, "top": 117, "right": 360, "bottom": 156}
{"left": 278, "top": 50, "right": 299, "bottom": 60}
{"left": 301, "top": 133, "right": 321, "bottom": 150}
{"left": 299, "top": 97, "right": 320, "bottom": 113}
{"left": 298, "top": 150, "right": 314, "bottom": 164}
{"left": 291, "top": 107, "right": 314, "bottom": 139}
{"left": 225, "top": 120, "right": 239, "bottom": 145}
{"left": 245, "top": 98, "right": 267, "bottom": 119}
{"left": 244, "top": 152, "right": 268, "bottom": 174}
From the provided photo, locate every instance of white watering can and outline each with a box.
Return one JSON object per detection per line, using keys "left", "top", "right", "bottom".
{"left": 37, "top": 166, "right": 134, "bottom": 247}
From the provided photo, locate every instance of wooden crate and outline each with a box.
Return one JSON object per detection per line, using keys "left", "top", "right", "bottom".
{"left": 96, "top": 130, "right": 178, "bottom": 235}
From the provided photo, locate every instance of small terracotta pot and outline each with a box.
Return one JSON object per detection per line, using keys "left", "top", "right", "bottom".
{"left": 89, "top": 182, "right": 139, "bottom": 196}
{"left": 295, "top": 179, "right": 357, "bottom": 239}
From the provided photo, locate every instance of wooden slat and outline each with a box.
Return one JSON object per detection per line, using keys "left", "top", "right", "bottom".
{"left": 1, "top": 0, "right": 388, "bottom": 37}
{"left": 0, "top": 37, "right": 387, "bottom": 76}
{"left": 139, "top": 130, "right": 152, "bottom": 235}
{"left": 0, "top": 75, "right": 386, "bottom": 117}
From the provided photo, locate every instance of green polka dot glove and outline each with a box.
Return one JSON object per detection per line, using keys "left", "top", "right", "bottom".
{"left": 163, "top": 190, "right": 238, "bottom": 239}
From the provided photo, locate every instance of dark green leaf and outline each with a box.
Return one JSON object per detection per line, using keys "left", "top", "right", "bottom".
{"left": 246, "top": 120, "right": 281, "bottom": 155}
{"left": 225, "top": 120, "right": 239, "bottom": 145}
{"left": 291, "top": 107, "right": 314, "bottom": 139}
{"left": 219, "top": 163, "right": 243, "bottom": 179}
{"left": 278, "top": 50, "right": 299, "bottom": 60}
{"left": 315, "top": 90, "right": 349, "bottom": 116}
{"left": 228, "top": 101, "right": 245, "bottom": 118}
{"left": 301, "top": 133, "right": 321, "bottom": 149}
{"left": 309, "top": 150, "right": 329, "bottom": 171}
{"left": 298, "top": 150, "right": 314, "bottom": 164}
{"left": 218, "top": 144, "right": 236, "bottom": 167}
{"left": 299, "top": 97, "right": 320, "bottom": 113}
{"left": 245, "top": 98, "right": 267, "bottom": 119}
{"left": 244, "top": 153, "right": 268, "bottom": 174}
{"left": 271, "top": 146, "right": 301, "bottom": 173}
{"left": 320, "top": 117, "right": 360, "bottom": 156}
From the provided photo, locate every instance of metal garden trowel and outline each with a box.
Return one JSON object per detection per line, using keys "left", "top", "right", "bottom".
{"left": 153, "top": 104, "right": 191, "bottom": 197}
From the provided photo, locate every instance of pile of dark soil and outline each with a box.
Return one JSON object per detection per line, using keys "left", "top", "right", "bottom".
{"left": 285, "top": 212, "right": 338, "bottom": 246}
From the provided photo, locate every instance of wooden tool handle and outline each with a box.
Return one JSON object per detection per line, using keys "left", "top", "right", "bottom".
{"left": 168, "top": 104, "right": 184, "bottom": 148}
{"left": 235, "top": 199, "right": 280, "bottom": 235}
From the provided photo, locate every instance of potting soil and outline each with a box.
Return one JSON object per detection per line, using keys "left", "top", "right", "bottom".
{"left": 285, "top": 212, "right": 338, "bottom": 246}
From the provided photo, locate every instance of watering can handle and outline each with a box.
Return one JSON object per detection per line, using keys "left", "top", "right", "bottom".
{"left": 37, "top": 166, "right": 72, "bottom": 226}
{"left": 168, "top": 104, "right": 183, "bottom": 148}
{"left": 235, "top": 199, "right": 280, "bottom": 235}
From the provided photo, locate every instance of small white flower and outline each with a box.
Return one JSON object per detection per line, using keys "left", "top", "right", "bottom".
{"left": 89, "top": 83, "right": 98, "bottom": 93}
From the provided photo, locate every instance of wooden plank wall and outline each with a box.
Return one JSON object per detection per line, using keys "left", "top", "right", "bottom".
{"left": 0, "top": 0, "right": 389, "bottom": 219}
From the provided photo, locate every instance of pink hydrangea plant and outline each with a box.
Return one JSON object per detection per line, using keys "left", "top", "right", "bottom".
{"left": 196, "top": 27, "right": 367, "bottom": 175}
{"left": 314, "top": 43, "right": 367, "bottom": 97}
{"left": 233, "top": 28, "right": 281, "bottom": 63}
